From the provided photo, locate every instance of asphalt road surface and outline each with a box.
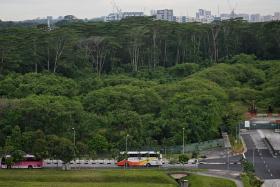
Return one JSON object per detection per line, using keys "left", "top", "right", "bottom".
{"left": 242, "top": 132, "right": 280, "bottom": 179}
{"left": 198, "top": 154, "right": 242, "bottom": 172}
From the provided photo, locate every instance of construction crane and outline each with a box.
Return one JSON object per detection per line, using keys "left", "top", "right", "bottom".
{"left": 227, "top": 0, "right": 238, "bottom": 18}
{"left": 110, "top": 0, "right": 122, "bottom": 19}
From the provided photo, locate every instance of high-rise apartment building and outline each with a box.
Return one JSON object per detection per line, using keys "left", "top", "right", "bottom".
{"left": 105, "top": 12, "right": 144, "bottom": 22}
{"left": 250, "top": 14, "right": 261, "bottom": 22}
{"left": 152, "top": 9, "right": 174, "bottom": 21}
{"left": 274, "top": 12, "right": 280, "bottom": 20}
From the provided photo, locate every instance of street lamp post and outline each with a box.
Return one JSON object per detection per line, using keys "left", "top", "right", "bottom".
{"left": 72, "top": 128, "right": 76, "bottom": 159}
{"left": 126, "top": 134, "right": 129, "bottom": 153}
{"left": 239, "top": 123, "right": 241, "bottom": 140}
{"left": 182, "top": 128, "right": 185, "bottom": 154}
{"left": 253, "top": 148, "right": 255, "bottom": 167}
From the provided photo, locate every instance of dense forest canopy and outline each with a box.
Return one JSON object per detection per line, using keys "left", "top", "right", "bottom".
{"left": 0, "top": 17, "right": 279, "bottom": 160}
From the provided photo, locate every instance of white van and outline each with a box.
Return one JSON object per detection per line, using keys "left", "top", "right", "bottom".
{"left": 188, "top": 159, "right": 198, "bottom": 165}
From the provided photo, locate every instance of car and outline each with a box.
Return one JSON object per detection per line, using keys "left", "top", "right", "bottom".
{"left": 188, "top": 159, "right": 198, "bottom": 164}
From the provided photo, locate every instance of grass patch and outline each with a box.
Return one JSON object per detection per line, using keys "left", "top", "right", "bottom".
{"left": 0, "top": 169, "right": 177, "bottom": 187}
{"left": 0, "top": 182, "right": 174, "bottom": 187}
{"left": 230, "top": 136, "right": 244, "bottom": 154}
{"left": 185, "top": 174, "right": 236, "bottom": 187}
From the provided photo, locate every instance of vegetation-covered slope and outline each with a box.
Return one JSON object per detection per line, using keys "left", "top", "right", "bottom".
{"left": 0, "top": 18, "right": 279, "bottom": 160}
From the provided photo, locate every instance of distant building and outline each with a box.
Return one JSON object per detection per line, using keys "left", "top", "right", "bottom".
{"left": 237, "top": 14, "right": 250, "bottom": 22}
{"left": 176, "top": 16, "right": 188, "bottom": 23}
{"left": 214, "top": 16, "right": 221, "bottom": 21}
{"left": 105, "top": 12, "right": 144, "bottom": 22}
{"left": 262, "top": 15, "right": 273, "bottom": 22}
{"left": 152, "top": 9, "right": 174, "bottom": 21}
{"left": 196, "top": 9, "right": 213, "bottom": 23}
{"left": 274, "top": 12, "right": 280, "bottom": 20}
{"left": 196, "top": 9, "right": 212, "bottom": 19}
{"left": 64, "top": 15, "right": 77, "bottom": 21}
{"left": 250, "top": 14, "right": 261, "bottom": 22}
{"left": 220, "top": 13, "right": 230, "bottom": 20}
{"left": 57, "top": 16, "right": 64, "bottom": 20}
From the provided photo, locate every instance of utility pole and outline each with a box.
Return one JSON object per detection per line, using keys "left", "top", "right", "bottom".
{"left": 235, "top": 124, "right": 238, "bottom": 143}
{"left": 125, "top": 134, "right": 129, "bottom": 169}
{"left": 182, "top": 128, "right": 185, "bottom": 154}
{"left": 227, "top": 148, "right": 230, "bottom": 170}
{"left": 239, "top": 123, "right": 241, "bottom": 140}
{"left": 126, "top": 134, "right": 129, "bottom": 153}
{"left": 253, "top": 148, "right": 255, "bottom": 167}
{"left": 72, "top": 128, "right": 76, "bottom": 159}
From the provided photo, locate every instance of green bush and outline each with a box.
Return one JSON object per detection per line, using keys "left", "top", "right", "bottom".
{"left": 169, "top": 63, "right": 200, "bottom": 78}
{"left": 179, "top": 154, "right": 189, "bottom": 163}
{"left": 242, "top": 159, "right": 255, "bottom": 173}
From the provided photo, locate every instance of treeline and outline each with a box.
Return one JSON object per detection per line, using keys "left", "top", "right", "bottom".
{"left": 0, "top": 18, "right": 280, "bottom": 160}
{"left": 0, "top": 17, "right": 280, "bottom": 77}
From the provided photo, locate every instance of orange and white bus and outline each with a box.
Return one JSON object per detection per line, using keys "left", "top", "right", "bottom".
{"left": 116, "top": 151, "right": 162, "bottom": 167}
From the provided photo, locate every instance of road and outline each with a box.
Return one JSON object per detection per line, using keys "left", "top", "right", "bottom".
{"left": 198, "top": 154, "right": 242, "bottom": 171}
{"left": 198, "top": 130, "right": 280, "bottom": 180}
{"left": 40, "top": 130, "right": 280, "bottom": 181}
{"left": 242, "top": 131, "right": 280, "bottom": 179}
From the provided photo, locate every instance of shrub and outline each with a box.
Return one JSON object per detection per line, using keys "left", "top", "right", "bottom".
{"left": 179, "top": 154, "right": 189, "bottom": 163}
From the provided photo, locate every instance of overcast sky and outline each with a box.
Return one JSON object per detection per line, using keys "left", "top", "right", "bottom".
{"left": 0, "top": 0, "right": 279, "bottom": 21}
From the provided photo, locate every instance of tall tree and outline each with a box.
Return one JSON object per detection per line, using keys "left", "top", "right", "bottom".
{"left": 80, "top": 36, "right": 118, "bottom": 77}
{"left": 127, "top": 26, "right": 148, "bottom": 72}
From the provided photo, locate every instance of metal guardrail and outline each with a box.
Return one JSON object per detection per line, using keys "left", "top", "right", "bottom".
{"left": 157, "top": 139, "right": 224, "bottom": 154}
{"left": 264, "top": 137, "right": 277, "bottom": 156}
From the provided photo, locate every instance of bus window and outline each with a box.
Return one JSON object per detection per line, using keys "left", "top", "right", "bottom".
{"left": 128, "top": 154, "right": 138, "bottom": 158}
{"left": 150, "top": 154, "right": 157, "bottom": 157}
{"left": 25, "top": 157, "right": 40, "bottom": 162}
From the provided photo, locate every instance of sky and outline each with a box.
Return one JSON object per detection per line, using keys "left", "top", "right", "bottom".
{"left": 0, "top": 0, "right": 279, "bottom": 21}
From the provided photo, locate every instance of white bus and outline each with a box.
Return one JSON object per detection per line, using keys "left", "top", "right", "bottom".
{"left": 116, "top": 151, "right": 162, "bottom": 167}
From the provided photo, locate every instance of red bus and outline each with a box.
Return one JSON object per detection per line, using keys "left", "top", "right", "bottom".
{"left": 1, "top": 154, "right": 43, "bottom": 169}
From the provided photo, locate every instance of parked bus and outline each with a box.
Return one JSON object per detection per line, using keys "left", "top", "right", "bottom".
{"left": 1, "top": 154, "right": 43, "bottom": 169}
{"left": 116, "top": 151, "right": 162, "bottom": 167}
